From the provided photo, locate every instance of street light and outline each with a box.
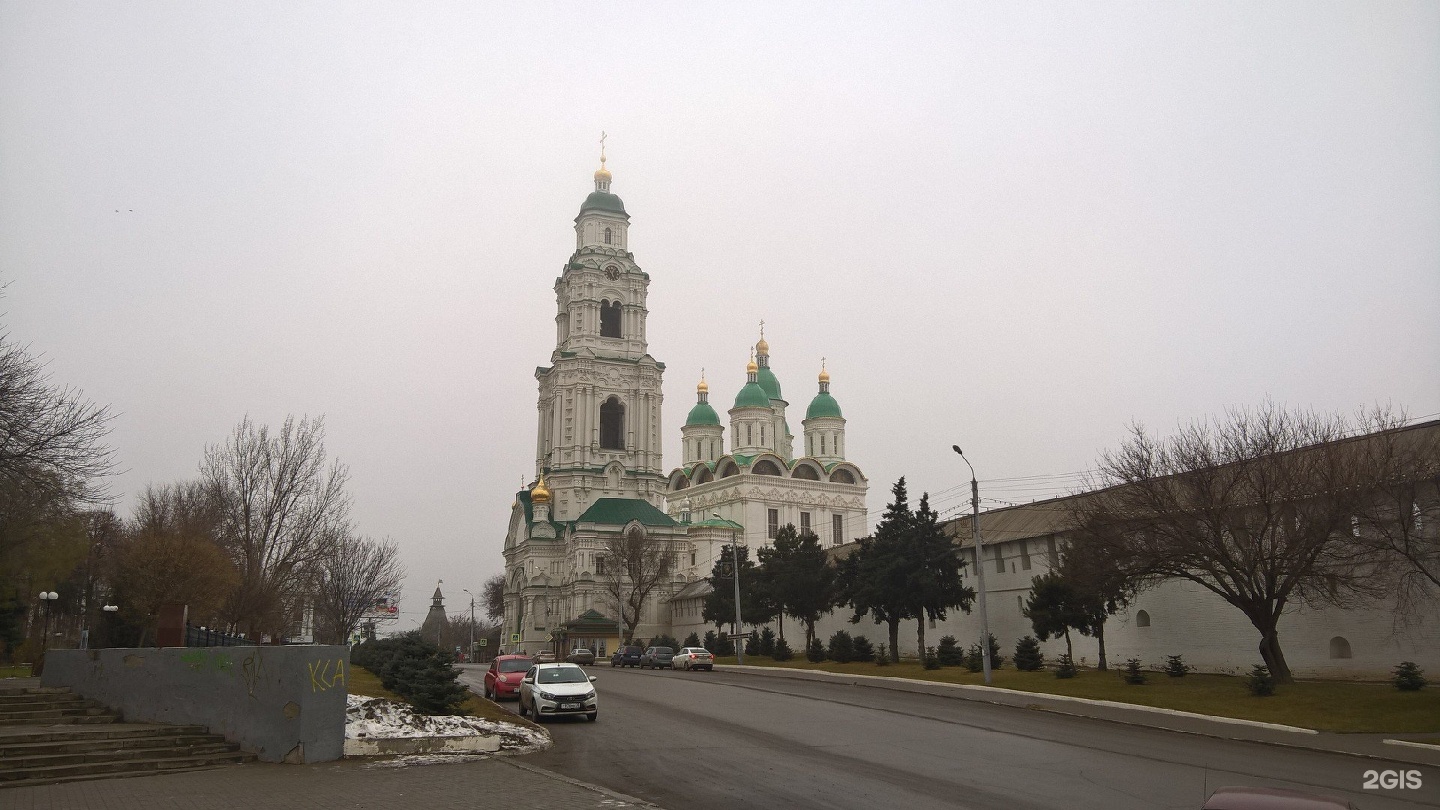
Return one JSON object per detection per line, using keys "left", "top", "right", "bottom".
{"left": 713, "top": 513, "right": 744, "bottom": 665}
{"left": 953, "top": 446, "right": 992, "bottom": 685}
{"left": 38, "top": 591, "right": 59, "bottom": 655}
{"left": 462, "top": 588, "right": 477, "bottom": 664}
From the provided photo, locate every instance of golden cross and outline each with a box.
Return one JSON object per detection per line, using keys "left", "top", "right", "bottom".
{"left": 600, "top": 131, "right": 607, "bottom": 164}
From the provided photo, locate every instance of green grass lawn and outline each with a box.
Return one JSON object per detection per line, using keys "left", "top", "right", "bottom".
{"left": 349, "top": 665, "right": 538, "bottom": 729}
{"left": 0, "top": 664, "right": 33, "bottom": 678}
{"left": 712, "top": 657, "right": 1440, "bottom": 734}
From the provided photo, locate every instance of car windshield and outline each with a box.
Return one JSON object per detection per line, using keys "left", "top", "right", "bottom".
{"left": 498, "top": 659, "right": 531, "bottom": 673}
{"left": 538, "top": 667, "right": 590, "bottom": 684}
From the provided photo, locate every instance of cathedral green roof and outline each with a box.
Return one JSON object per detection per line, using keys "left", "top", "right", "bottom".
{"left": 685, "top": 401, "right": 721, "bottom": 426}
{"left": 756, "top": 367, "right": 783, "bottom": 400}
{"left": 733, "top": 381, "right": 770, "bottom": 409}
{"left": 806, "top": 391, "right": 843, "bottom": 419}
{"left": 579, "top": 191, "right": 628, "bottom": 216}
{"left": 577, "top": 498, "right": 678, "bottom": 527}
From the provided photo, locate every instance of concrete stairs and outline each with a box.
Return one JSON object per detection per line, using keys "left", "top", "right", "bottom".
{"left": 0, "top": 685, "right": 255, "bottom": 788}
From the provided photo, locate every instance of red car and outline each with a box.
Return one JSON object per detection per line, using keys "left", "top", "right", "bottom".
{"left": 484, "top": 654, "right": 534, "bottom": 701}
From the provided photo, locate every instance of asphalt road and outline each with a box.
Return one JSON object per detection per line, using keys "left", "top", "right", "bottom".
{"left": 459, "top": 665, "right": 1440, "bottom": 810}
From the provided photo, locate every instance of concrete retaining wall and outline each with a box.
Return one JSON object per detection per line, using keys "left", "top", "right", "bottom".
{"left": 42, "top": 646, "right": 348, "bottom": 763}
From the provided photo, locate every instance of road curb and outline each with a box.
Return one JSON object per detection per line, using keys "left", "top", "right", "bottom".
{"left": 498, "top": 756, "right": 663, "bottom": 807}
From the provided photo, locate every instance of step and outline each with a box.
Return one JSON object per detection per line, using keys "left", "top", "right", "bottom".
{"left": 0, "top": 762, "right": 236, "bottom": 790}
{"left": 0, "top": 750, "right": 255, "bottom": 787}
{"left": 0, "top": 687, "right": 68, "bottom": 698}
{"left": 0, "top": 694, "right": 90, "bottom": 708}
{"left": 0, "top": 713, "right": 116, "bottom": 727}
{"left": 0, "top": 733, "right": 225, "bottom": 759}
{"left": 0, "top": 725, "right": 209, "bottom": 745}
{"left": 0, "top": 705, "right": 111, "bottom": 721}
{"left": 0, "top": 742, "right": 239, "bottom": 776}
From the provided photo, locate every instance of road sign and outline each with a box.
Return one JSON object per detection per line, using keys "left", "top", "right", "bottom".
{"left": 726, "top": 633, "right": 749, "bottom": 640}
{"left": 510, "top": 633, "right": 521, "bottom": 643}
{"left": 478, "top": 638, "right": 488, "bottom": 647}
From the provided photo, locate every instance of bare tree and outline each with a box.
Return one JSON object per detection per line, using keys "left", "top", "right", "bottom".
{"left": 1350, "top": 420, "right": 1440, "bottom": 617}
{"left": 310, "top": 534, "right": 405, "bottom": 644}
{"left": 109, "top": 483, "right": 239, "bottom": 644}
{"left": 202, "top": 415, "right": 349, "bottom": 639}
{"left": 482, "top": 573, "right": 506, "bottom": 623}
{"left": 597, "top": 527, "right": 675, "bottom": 642}
{"left": 1077, "top": 404, "right": 1402, "bottom": 682}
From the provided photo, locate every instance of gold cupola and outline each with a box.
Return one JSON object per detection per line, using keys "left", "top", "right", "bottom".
{"left": 530, "top": 473, "right": 551, "bottom": 505}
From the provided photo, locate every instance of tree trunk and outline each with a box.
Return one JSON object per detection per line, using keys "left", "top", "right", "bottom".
{"left": 1258, "top": 625, "right": 1293, "bottom": 683}
{"left": 888, "top": 618, "right": 900, "bottom": 661}
{"left": 777, "top": 613, "right": 785, "bottom": 643}
{"left": 1063, "top": 628, "right": 1073, "bottom": 660}
{"left": 1095, "top": 621, "right": 1107, "bottom": 671}
{"left": 917, "top": 618, "right": 926, "bottom": 662}
{"left": 805, "top": 620, "right": 816, "bottom": 651}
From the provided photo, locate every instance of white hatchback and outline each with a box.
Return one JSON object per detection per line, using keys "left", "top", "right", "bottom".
{"left": 518, "top": 662, "right": 599, "bottom": 722}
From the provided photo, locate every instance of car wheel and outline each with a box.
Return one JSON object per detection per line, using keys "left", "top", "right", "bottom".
{"left": 587, "top": 711, "right": 598, "bottom": 722}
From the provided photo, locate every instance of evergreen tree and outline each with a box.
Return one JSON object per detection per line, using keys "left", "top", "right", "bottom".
{"left": 683, "top": 631, "right": 701, "bottom": 648}
{"left": 806, "top": 636, "right": 826, "bottom": 662}
{"left": 1054, "top": 653, "right": 1078, "bottom": 679}
{"left": 1392, "top": 661, "right": 1426, "bottom": 691}
{"left": 1121, "top": 657, "right": 1146, "bottom": 685}
{"left": 875, "top": 643, "right": 889, "bottom": 666}
{"left": 838, "top": 478, "right": 916, "bottom": 661}
{"left": 1024, "top": 571, "right": 1082, "bottom": 660}
{"left": 1013, "top": 636, "right": 1044, "bottom": 671}
{"left": 936, "top": 635, "right": 964, "bottom": 666}
{"left": 905, "top": 493, "right": 974, "bottom": 658}
{"left": 851, "top": 635, "right": 875, "bottom": 662}
{"left": 826, "top": 630, "right": 854, "bottom": 663}
{"left": 703, "top": 543, "right": 776, "bottom": 636}
{"left": 923, "top": 646, "right": 942, "bottom": 670}
{"left": 1247, "top": 664, "right": 1275, "bottom": 696}
{"left": 772, "top": 638, "right": 793, "bottom": 661}
{"left": 359, "top": 631, "right": 469, "bottom": 715}
{"left": 758, "top": 524, "right": 837, "bottom": 652}
{"left": 759, "top": 627, "right": 776, "bottom": 656}
{"left": 1164, "top": 655, "right": 1190, "bottom": 677}
{"left": 703, "top": 630, "right": 718, "bottom": 653}
{"left": 713, "top": 633, "right": 734, "bottom": 657}
{"left": 745, "top": 629, "right": 761, "bottom": 656}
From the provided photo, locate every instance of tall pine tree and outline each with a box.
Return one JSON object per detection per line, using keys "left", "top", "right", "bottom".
{"left": 906, "top": 493, "right": 974, "bottom": 658}
{"left": 838, "top": 477, "right": 915, "bottom": 661}
{"left": 759, "top": 523, "right": 837, "bottom": 652}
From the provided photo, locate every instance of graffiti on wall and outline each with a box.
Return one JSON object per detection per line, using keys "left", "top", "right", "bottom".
{"left": 180, "top": 649, "right": 234, "bottom": 674}
{"left": 308, "top": 658, "right": 345, "bottom": 692}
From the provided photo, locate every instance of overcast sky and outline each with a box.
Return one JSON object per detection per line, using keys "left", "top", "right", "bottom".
{"left": 3, "top": 2, "right": 1437, "bottom": 631}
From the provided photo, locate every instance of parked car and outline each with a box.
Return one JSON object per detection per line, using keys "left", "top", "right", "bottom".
{"left": 565, "top": 648, "right": 596, "bottom": 665}
{"left": 610, "top": 645, "right": 644, "bottom": 667}
{"left": 640, "top": 646, "right": 675, "bottom": 669}
{"left": 673, "top": 647, "right": 714, "bottom": 671}
{"left": 517, "top": 663, "right": 598, "bottom": 722}
{"left": 483, "top": 654, "right": 535, "bottom": 701}
{"left": 1202, "top": 786, "right": 1357, "bottom": 809}
{"left": 533, "top": 650, "right": 556, "bottom": 663}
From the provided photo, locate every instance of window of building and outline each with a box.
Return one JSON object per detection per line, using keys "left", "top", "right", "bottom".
{"left": 600, "top": 300, "right": 621, "bottom": 338}
{"left": 600, "top": 397, "right": 625, "bottom": 450}
{"left": 832, "top": 469, "right": 855, "bottom": 484}
{"left": 993, "top": 545, "right": 1005, "bottom": 574}
{"left": 691, "top": 551, "right": 696, "bottom": 566}
{"left": 760, "top": 425, "right": 765, "bottom": 444}
{"left": 821, "top": 435, "right": 826, "bottom": 454}
{"left": 833, "top": 514, "right": 843, "bottom": 545}
{"left": 1329, "top": 636, "right": 1352, "bottom": 659}
{"left": 1019, "top": 539, "right": 1031, "bottom": 570}
{"left": 1046, "top": 536, "right": 1059, "bottom": 568}
{"left": 551, "top": 561, "right": 560, "bottom": 576}
{"left": 800, "top": 512, "right": 811, "bottom": 533}
{"left": 604, "top": 227, "right": 612, "bottom": 244}
{"left": 753, "top": 460, "right": 782, "bottom": 476}
{"left": 1135, "top": 610, "right": 1150, "bottom": 628}
{"left": 746, "top": 424, "right": 752, "bottom": 446}
{"left": 1017, "top": 595, "right": 1024, "bottom": 613}
{"left": 595, "top": 556, "right": 605, "bottom": 576}
{"left": 768, "top": 509, "right": 779, "bottom": 539}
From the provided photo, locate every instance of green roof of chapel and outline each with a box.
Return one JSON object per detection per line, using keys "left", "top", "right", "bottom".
{"left": 733, "top": 381, "right": 770, "bottom": 409}
{"left": 685, "top": 401, "right": 721, "bottom": 426}
{"left": 806, "top": 391, "right": 843, "bottom": 419}
{"left": 756, "top": 367, "right": 783, "bottom": 400}
{"left": 579, "top": 191, "right": 628, "bottom": 216}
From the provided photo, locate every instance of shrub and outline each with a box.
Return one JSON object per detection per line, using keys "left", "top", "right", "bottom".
{"left": 713, "top": 633, "right": 734, "bottom": 657}
{"left": 923, "top": 646, "right": 942, "bottom": 670}
{"left": 772, "top": 638, "right": 793, "bottom": 661}
{"left": 806, "top": 636, "right": 826, "bottom": 663}
{"left": 745, "top": 630, "right": 761, "bottom": 656}
{"left": 356, "top": 631, "right": 468, "bottom": 715}
{"left": 1013, "top": 636, "right": 1044, "bottom": 671}
{"left": 703, "top": 630, "right": 718, "bottom": 653}
{"left": 986, "top": 633, "right": 1006, "bottom": 670}
{"left": 759, "top": 627, "right": 776, "bottom": 656}
{"left": 1164, "top": 654, "right": 1191, "bottom": 678}
{"left": 852, "top": 635, "right": 875, "bottom": 662}
{"left": 875, "top": 643, "right": 889, "bottom": 666}
{"left": 936, "top": 635, "right": 964, "bottom": 666}
{"left": 683, "top": 632, "right": 701, "bottom": 648}
{"left": 827, "top": 630, "right": 855, "bottom": 663}
{"left": 1246, "top": 664, "right": 1275, "bottom": 696}
{"left": 649, "top": 634, "right": 681, "bottom": 652}
{"left": 964, "top": 644, "right": 984, "bottom": 673}
{"left": 1054, "top": 653, "right": 1078, "bottom": 679}
{"left": 1121, "top": 658, "right": 1146, "bottom": 685}
{"left": 1393, "top": 661, "right": 1427, "bottom": 691}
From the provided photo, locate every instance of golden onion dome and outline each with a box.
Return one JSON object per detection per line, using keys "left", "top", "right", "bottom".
{"left": 819, "top": 366, "right": 830, "bottom": 384}
{"left": 530, "top": 474, "right": 551, "bottom": 505}
{"left": 697, "top": 376, "right": 709, "bottom": 394}
{"left": 594, "top": 165, "right": 611, "bottom": 182}
{"left": 746, "top": 358, "right": 758, "bottom": 374}
{"left": 756, "top": 336, "right": 769, "bottom": 355}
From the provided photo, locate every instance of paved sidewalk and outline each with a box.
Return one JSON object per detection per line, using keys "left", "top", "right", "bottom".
{"left": 725, "top": 664, "right": 1440, "bottom": 768}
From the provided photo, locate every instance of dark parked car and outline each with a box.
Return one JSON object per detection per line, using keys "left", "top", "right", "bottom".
{"left": 565, "top": 648, "right": 596, "bottom": 665}
{"left": 640, "top": 646, "right": 675, "bottom": 669}
{"left": 610, "top": 645, "right": 644, "bottom": 667}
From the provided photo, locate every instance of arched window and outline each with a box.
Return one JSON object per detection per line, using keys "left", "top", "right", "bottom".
{"left": 752, "top": 460, "right": 783, "bottom": 476}
{"left": 604, "top": 227, "right": 613, "bottom": 244}
{"left": 600, "top": 300, "right": 621, "bottom": 338}
{"left": 792, "top": 464, "right": 820, "bottom": 481}
{"left": 831, "top": 468, "right": 856, "bottom": 484}
{"left": 1329, "top": 636, "right": 1352, "bottom": 659}
{"left": 1135, "top": 610, "right": 1151, "bottom": 628}
{"left": 600, "top": 397, "right": 625, "bottom": 450}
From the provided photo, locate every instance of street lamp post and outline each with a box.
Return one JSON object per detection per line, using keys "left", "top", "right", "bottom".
{"left": 713, "top": 513, "right": 744, "bottom": 665}
{"left": 463, "top": 588, "right": 477, "bottom": 664}
{"left": 38, "top": 591, "right": 59, "bottom": 655}
{"left": 953, "top": 446, "right": 992, "bottom": 685}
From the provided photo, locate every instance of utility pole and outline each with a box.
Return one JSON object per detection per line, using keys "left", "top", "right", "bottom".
{"left": 463, "top": 588, "right": 477, "bottom": 663}
{"left": 954, "top": 446, "right": 992, "bottom": 685}
{"left": 714, "top": 513, "right": 744, "bottom": 665}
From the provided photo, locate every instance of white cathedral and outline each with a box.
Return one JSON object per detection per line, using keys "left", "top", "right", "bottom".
{"left": 500, "top": 155, "right": 868, "bottom": 656}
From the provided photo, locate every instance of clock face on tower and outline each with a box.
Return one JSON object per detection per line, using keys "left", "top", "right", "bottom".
{"left": 604, "top": 265, "right": 621, "bottom": 280}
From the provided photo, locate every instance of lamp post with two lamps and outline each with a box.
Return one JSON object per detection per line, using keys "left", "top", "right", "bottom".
{"left": 952, "top": 446, "right": 992, "bottom": 685}
{"left": 37, "top": 591, "right": 59, "bottom": 655}
{"left": 712, "top": 513, "right": 745, "bottom": 665}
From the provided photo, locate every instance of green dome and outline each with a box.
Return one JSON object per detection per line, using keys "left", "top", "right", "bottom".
{"left": 579, "top": 191, "right": 627, "bottom": 216}
{"left": 733, "top": 381, "right": 770, "bottom": 409}
{"left": 686, "top": 401, "right": 721, "bottom": 426}
{"left": 806, "top": 392, "right": 843, "bottom": 419}
{"left": 756, "top": 367, "right": 783, "bottom": 400}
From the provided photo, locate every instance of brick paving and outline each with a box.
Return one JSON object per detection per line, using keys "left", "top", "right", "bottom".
{"left": 0, "top": 756, "right": 654, "bottom": 810}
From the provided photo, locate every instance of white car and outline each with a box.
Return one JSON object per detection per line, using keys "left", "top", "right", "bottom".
{"left": 518, "top": 663, "right": 599, "bottom": 722}
{"left": 673, "top": 647, "right": 714, "bottom": 671}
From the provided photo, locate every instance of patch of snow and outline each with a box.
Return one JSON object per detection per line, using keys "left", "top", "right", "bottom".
{"left": 346, "top": 694, "right": 549, "bottom": 755}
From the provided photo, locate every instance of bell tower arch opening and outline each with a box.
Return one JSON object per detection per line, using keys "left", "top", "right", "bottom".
{"left": 600, "top": 396, "right": 626, "bottom": 450}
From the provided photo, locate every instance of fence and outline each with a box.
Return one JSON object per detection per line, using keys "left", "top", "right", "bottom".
{"left": 184, "top": 623, "right": 249, "bottom": 647}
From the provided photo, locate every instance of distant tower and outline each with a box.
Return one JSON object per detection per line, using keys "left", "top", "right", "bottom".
{"left": 681, "top": 373, "right": 723, "bottom": 465}
{"left": 753, "top": 326, "right": 793, "bottom": 461}
{"left": 420, "top": 583, "right": 449, "bottom": 646}
{"left": 803, "top": 361, "right": 846, "bottom": 463}
{"left": 730, "top": 353, "right": 774, "bottom": 456}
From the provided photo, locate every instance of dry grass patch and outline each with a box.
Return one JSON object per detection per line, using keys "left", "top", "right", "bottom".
{"left": 0, "top": 665, "right": 33, "bottom": 678}
{"left": 719, "top": 657, "right": 1440, "bottom": 733}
